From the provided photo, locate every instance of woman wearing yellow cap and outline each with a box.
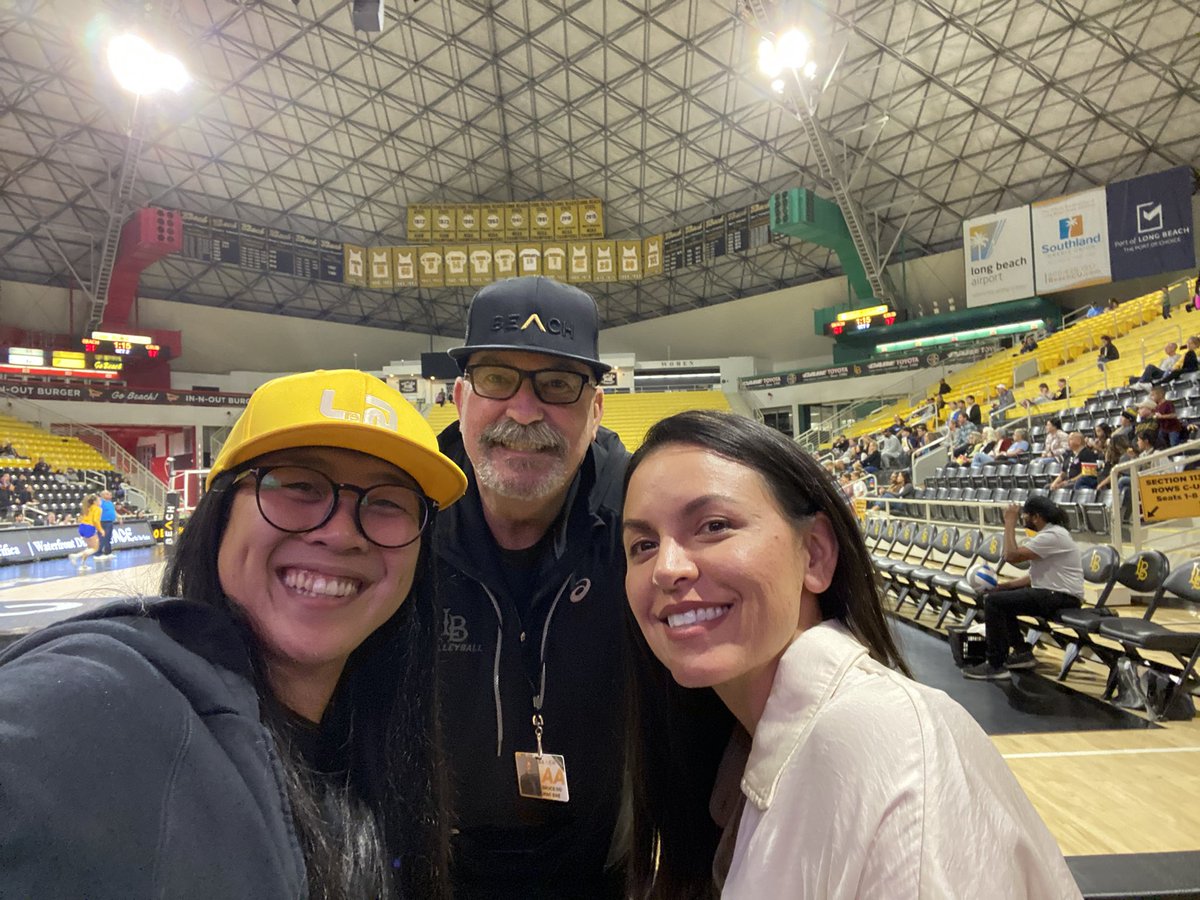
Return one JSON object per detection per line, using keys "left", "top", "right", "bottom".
{"left": 0, "top": 370, "right": 466, "bottom": 899}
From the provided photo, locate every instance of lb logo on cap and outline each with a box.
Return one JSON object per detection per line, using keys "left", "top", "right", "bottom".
{"left": 319, "top": 389, "right": 398, "bottom": 430}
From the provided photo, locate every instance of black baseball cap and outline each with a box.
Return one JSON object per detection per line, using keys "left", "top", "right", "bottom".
{"left": 449, "top": 276, "right": 611, "bottom": 375}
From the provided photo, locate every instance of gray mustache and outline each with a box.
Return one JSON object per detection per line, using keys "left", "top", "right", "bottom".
{"left": 481, "top": 420, "right": 567, "bottom": 454}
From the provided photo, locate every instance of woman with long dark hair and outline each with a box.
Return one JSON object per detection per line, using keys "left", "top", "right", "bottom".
{"left": 621, "top": 410, "right": 1078, "bottom": 899}
{"left": 0, "top": 370, "right": 466, "bottom": 899}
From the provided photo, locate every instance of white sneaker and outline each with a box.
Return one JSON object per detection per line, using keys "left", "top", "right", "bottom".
{"left": 68, "top": 551, "right": 81, "bottom": 564}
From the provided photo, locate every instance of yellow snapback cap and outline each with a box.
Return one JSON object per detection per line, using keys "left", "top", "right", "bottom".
{"left": 206, "top": 369, "right": 467, "bottom": 508}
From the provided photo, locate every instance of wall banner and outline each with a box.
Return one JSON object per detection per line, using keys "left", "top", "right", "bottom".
{"left": 963, "top": 205, "right": 1034, "bottom": 307}
{"left": 1107, "top": 166, "right": 1196, "bottom": 282}
{"left": 1032, "top": 188, "right": 1112, "bottom": 293}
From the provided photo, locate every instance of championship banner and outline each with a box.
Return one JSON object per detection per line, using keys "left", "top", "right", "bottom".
{"left": 368, "top": 247, "right": 393, "bottom": 289}
{"left": 963, "top": 205, "right": 1035, "bottom": 307}
{"left": 443, "top": 246, "right": 470, "bottom": 286}
{"left": 554, "top": 202, "right": 578, "bottom": 238}
{"left": 617, "top": 240, "right": 642, "bottom": 281}
{"left": 567, "top": 242, "right": 592, "bottom": 283}
{"left": 456, "top": 206, "right": 480, "bottom": 242}
{"left": 542, "top": 242, "right": 568, "bottom": 280}
{"left": 319, "top": 239, "right": 344, "bottom": 282}
{"left": 530, "top": 204, "right": 554, "bottom": 240}
{"left": 432, "top": 207, "right": 456, "bottom": 242}
{"left": 343, "top": 245, "right": 367, "bottom": 286}
{"left": 505, "top": 204, "right": 529, "bottom": 240}
{"left": 592, "top": 241, "right": 617, "bottom": 282}
{"left": 407, "top": 206, "right": 431, "bottom": 242}
{"left": 482, "top": 205, "right": 505, "bottom": 241}
{"left": 517, "top": 243, "right": 542, "bottom": 276}
{"left": 1107, "top": 166, "right": 1196, "bottom": 281}
{"left": 1032, "top": 188, "right": 1112, "bottom": 293}
{"left": 418, "top": 247, "right": 445, "bottom": 287}
{"left": 393, "top": 248, "right": 419, "bottom": 287}
{"left": 578, "top": 198, "right": 604, "bottom": 237}
{"left": 468, "top": 245, "right": 494, "bottom": 286}
{"left": 643, "top": 235, "right": 664, "bottom": 276}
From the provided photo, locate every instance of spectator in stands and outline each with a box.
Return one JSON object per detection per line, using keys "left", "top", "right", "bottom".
{"left": 989, "top": 383, "right": 1015, "bottom": 425}
{"left": 900, "top": 426, "right": 920, "bottom": 455}
{"left": 938, "top": 376, "right": 952, "bottom": 396}
{"left": 1114, "top": 407, "right": 1138, "bottom": 443}
{"left": 31, "top": 458, "right": 50, "bottom": 476}
{"left": 68, "top": 494, "right": 102, "bottom": 571}
{"left": 965, "top": 427, "right": 1000, "bottom": 467}
{"left": 0, "top": 369, "right": 464, "bottom": 898}
{"left": 963, "top": 497, "right": 1084, "bottom": 681}
{"left": 1096, "top": 435, "right": 1135, "bottom": 498}
{"left": 1159, "top": 334, "right": 1199, "bottom": 384}
{"left": 889, "top": 415, "right": 906, "bottom": 434}
{"left": 1096, "top": 335, "right": 1119, "bottom": 372}
{"left": 964, "top": 394, "right": 983, "bottom": 427}
{"left": 0, "top": 474, "right": 13, "bottom": 516}
{"left": 1084, "top": 300, "right": 1103, "bottom": 318}
{"left": 1049, "top": 432, "right": 1100, "bottom": 491}
{"left": 435, "top": 388, "right": 447, "bottom": 407}
{"left": 621, "top": 412, "right": 1081, "bottom": 897}
{"left": 1052, "top": 377, "right": 1070, "bottom": 401}
{"left": 96, "top": 490, "right": 119, "bottom": 560}
{"left": 1133, "top": 342, "right": 1179, "bottom": 384}
{"left": 1136, "top": 399, "right": 1159, "bottom": 445}
{"left": 859, "top": 440, "right": 881, "bottom": 474}
{"left": 112, "top": 477, "right": 127, "bottom": 502}
{"left": 872, "top": 471, "right": 915, "bottom": 513}
{"left": 0, "top": 442, "right": 16, "bottom": 457}
{"left": 14, "top": 480, "right": 33, "bottom": 506}
{"left": 879, "top": 430, "right": 906, "bottom": 470}
{"left": 1021, "top": 383, "right": 1053, "bottom": 409}
{"left": 1150, "top": 385, "right": 1183, "bottom": 447}
{"left": 1042, "top": 418, "right": 1069, "bottom": 459}
{"left": 1090, "top": 422, "right": 1112, "bottom": 455}
{"left": 831, "top": 434, "right": 850, "bottom": 458}
{"left": 1107, "top": 297, "right": 1120, "bottom": 312}
{"left": 1004, "top": 428, "right": 1031, "bottom": 459}
{"left": 1019, "top": 334, "right": 1039, "bottom": 354}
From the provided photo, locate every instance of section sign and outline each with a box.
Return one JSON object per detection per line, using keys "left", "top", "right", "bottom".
{"left": 963, "top": 205, "right": 1035, "bottom": 307}
{"left": 1032, "top": 188, "right": 1112, "bottom": 293}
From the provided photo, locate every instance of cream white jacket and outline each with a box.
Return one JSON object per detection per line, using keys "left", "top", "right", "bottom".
{"left": 721, "top": 621, "right": 1082, "bottom": 899}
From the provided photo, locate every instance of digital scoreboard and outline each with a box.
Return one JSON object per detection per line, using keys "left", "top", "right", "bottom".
{"left": 825, "top": 304, "right": 898, "bottom": 336}
{"left": 81, "top": 331, "right": 166, "bottom": 360}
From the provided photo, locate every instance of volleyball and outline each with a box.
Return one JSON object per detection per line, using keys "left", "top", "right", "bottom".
{"left": 968, "top": 564, "right": 999, "bottom": 592}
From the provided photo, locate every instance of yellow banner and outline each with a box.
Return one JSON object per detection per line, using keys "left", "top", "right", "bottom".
{"left": 567, "top": 242, "right": 592, "bottom": 283}
{"left": 554, "top": 202, "right": 578, "bottom": 239}
{"left": 468, "top": 245, "right": 494, "bottom": 286}
{"left": 456, "top": 206, "right": 481, "bottom": 242}
{"left": 517, "top": 243, "right": 542, "bottom": 277}
{"left": 418, "top": 246, "right": 445, "bottom": 287}
{"left": 643, "top": 235, "right": 663, "bottom": 277}
{"left": 492, "top": 244, "right": 518, "bottom": 279}
{"left": 393, "top": 248, "right": 419, "bottom": 287}
{"left": 578, "top": 198, "right": 604, "bottom": 237}
{"left": 505, "top": 203, "right": 529, "bottom": 240}
{"left": 482, "top": 205, "right": 505, "bottom": 241}
{"left": 343, "top": 244, "right": 367, "bottom": 286}
{"left": 530, "top": 203, "right": 554, "bottom": 240}
{"left": 407, "top": 207, "right": 431, "bottom": 243}
{"left": 443, "top": 245, "right": 470, "bottom": 286}
{"left": 542, "top": 242, "right": 568, "bottom": 280}
{"left": 1138, "top": 471, "right": 1200, "bottom": 522}
{"left": 617, "top": 240, "right": 642, "bottom": 281}
{"left": 432, "top": 206, "right": 456, "bottom": 242}
{"left": 367, "top": 247, "right": 393, "bottom": 288}
{"left": 592, "top": 241, "right": 617, "bottom": 283}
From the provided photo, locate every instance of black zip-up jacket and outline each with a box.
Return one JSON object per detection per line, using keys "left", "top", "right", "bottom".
{"left": 435, "top": 422, "right": 630, "bottom": 899}
{"left": 0, "top": 598, "right": 306, "bottom": 898}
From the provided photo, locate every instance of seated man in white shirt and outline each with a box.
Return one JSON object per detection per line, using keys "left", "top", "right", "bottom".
{"left": 964, "top": 496, "right": 1083, "bottom": 681}
{"left": 1132, "top": 342, "right": 1179, "bottom": 384}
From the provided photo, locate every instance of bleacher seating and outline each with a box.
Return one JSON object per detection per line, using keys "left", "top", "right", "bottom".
{"left": 0, "top": 414, "right": 113, "bottom": 472}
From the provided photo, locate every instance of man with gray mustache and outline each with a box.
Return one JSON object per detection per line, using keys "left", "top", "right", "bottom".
{"left": 431, "top": 276, "right": 630, "bottom": 898}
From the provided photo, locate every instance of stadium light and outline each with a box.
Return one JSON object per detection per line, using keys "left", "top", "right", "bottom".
{"left": 756, "top": 27, "right": 814, "bottom": 83}
{"left": 107, "top": 33, "right": 189, "bottom": 96}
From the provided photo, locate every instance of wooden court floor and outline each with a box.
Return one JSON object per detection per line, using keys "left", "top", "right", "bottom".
{"left": 891, "top": 602, "right": 1200, "bottom": 858}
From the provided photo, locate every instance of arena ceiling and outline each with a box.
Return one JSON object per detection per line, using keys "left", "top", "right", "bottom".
{"left": 1, "top": 0, "right": 1197, "bottom": 338}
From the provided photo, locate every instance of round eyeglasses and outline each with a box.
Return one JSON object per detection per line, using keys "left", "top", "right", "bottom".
{"left": 464, "top": 363, "right": 594, "bottom": 405}
{"left": 231, "top": 465, "right": 433, "bottom": 548}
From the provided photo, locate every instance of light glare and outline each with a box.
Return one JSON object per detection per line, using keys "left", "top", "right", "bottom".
{"left": 757, "top": 37, "right": 782, "bottom": 78}
{"left": 775, "top": 29, "right": 809, "bottom": 70}
{"left": 770, "top": 78, "right": 785, "bottom": 93}
{"left": 107, "top": 33, "right": 189, "bottom": 95}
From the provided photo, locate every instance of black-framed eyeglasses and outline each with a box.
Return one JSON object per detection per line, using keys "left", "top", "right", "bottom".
{"left": 231, "top": 465, "right": 434, "bottom": 548}
{"left": 464, "top": 364, "right": 594, "bottom": 405}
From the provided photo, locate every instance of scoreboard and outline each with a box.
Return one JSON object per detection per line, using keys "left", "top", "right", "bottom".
{"left": 825, "top": 304, "right": 898, "bottom": 336}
